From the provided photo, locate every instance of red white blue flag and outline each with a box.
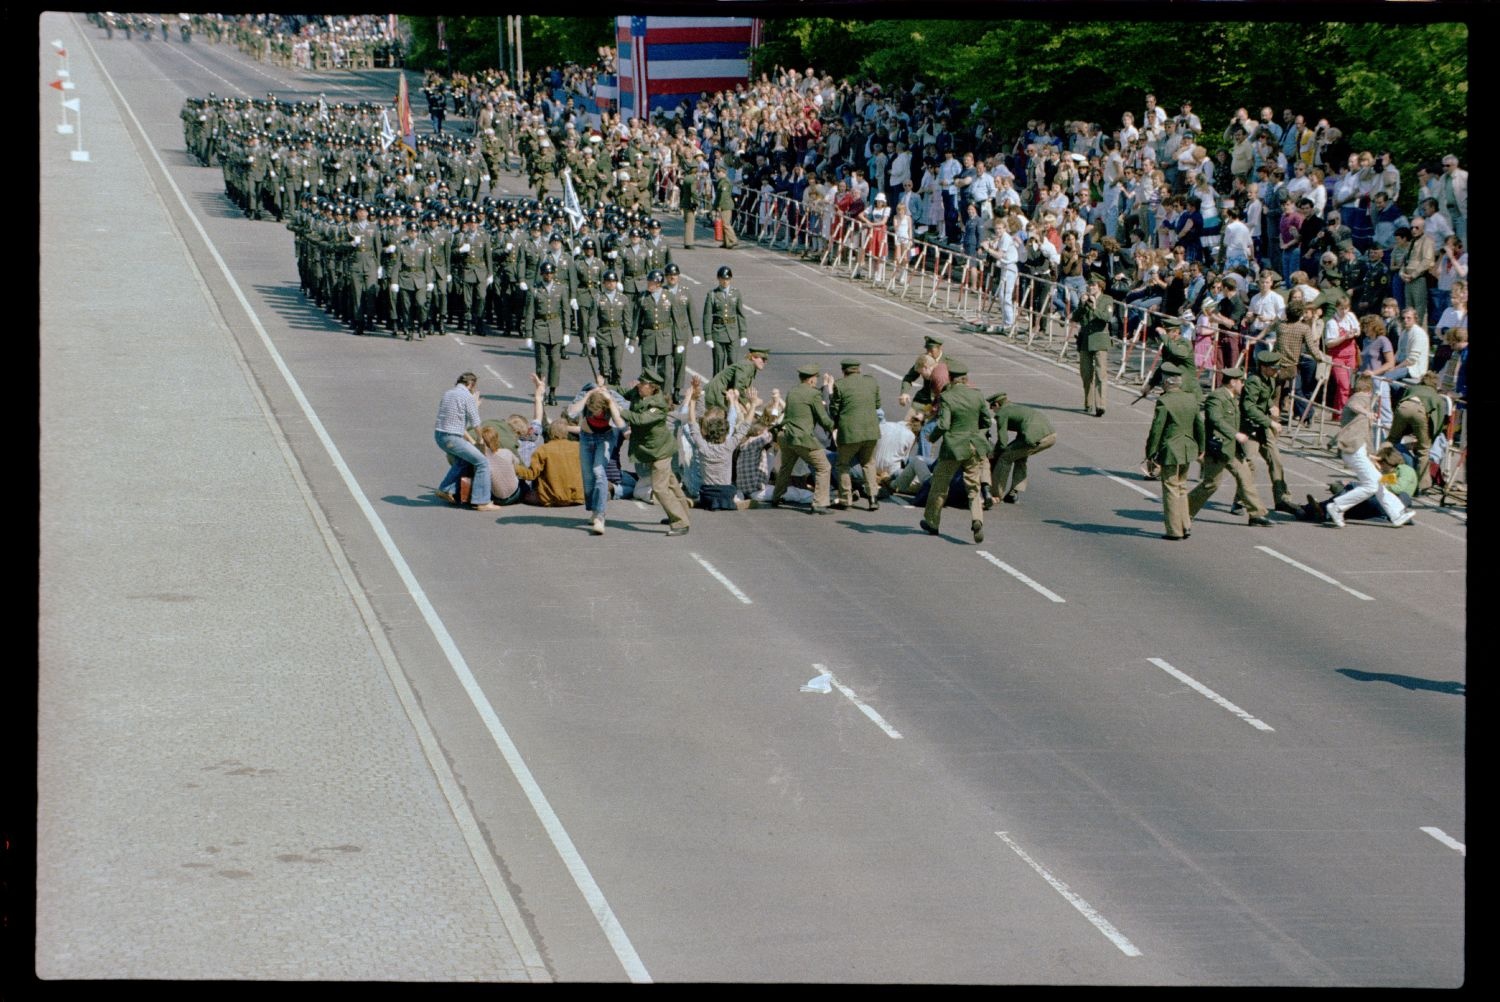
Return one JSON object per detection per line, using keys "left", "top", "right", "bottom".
{"left": 617, "top": 16, "right": 753, "bottom": 120}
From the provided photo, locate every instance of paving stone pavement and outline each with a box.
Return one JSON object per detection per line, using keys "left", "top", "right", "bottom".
{"left": 36, "top": 14, "right": 538, "bottom": 980}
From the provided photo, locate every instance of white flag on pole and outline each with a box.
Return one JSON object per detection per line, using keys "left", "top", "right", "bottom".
{"left": 562, "top": 167, "right": 585, "bottom": 232}
{"left": 379, "top": 109, "right": 396, "bottom": 151}
{"left": 63, "top": 98, "right": 80, "bottom": 112}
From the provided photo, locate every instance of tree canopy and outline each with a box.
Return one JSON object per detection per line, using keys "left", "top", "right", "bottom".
{"left": 400, "top": 16, "right": 612, "bottom": 77}
{"left": 752, "top": 19, "right": 1467, "bottom": 171}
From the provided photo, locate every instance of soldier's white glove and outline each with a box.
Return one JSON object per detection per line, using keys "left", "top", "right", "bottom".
{"left": 486, "top": 275, "right": 493, "bottom": 286}
{"left": 518, "top": 281, "right": 528, "bottom": 291}
{"left": 279, "top": 186, "right": 284, "bottom": 192}
{"left": 692, "top": 334, "right": 702, "bottom": 345}
{"left": 269, "top": 170, "right": 277, "bottom": 179}
{"left": 446, "top": 275, "right": 453, "bottom": 287}
{"left": 626, "top": 341, "right": 636, "bottom": 354}
{"left": 459, "top": 242, "right": 471, "bottom": 252}
{"left": 505, "top": 242, "right": 514, "bottom": 251}
{"left": 607, "top": 250, "right": 617, "bottom": 259}
{"left": 588, "top": 336, "right": 597, "bottom": 348}
{"left": 739, "top": 336, "right": 748, "bottom": 346}
{"left": 526, "top": 337, "right": 534, "bottom": 349}
{"left": 426, "top": 282, "right": 434, "bottom": 292}
{"left": 570, "top": 298, "right": 578, "bottom": 310}
{"left": 303, "top": 180, "right": 310, "bottom": 188}
{"left": 376, "top": 266, "right": 384, "bottom": 278}
{"left": 352, "top": 237, "right": 361, "bottom": 248}
{"left": 675, "top": 343, "right": 685, "bottom": 354}
{"left": 385, "top": 245, "right": 396, "bottom": 254}
{"left": 390, "top": 283, "right": 399, "bottom": 293}
{"left": 563, "top": 334, "right": 572, "bottom": 347}
{"left": 482, "top": 175, "right": 490, "bottom": 183}
{"left": 247, "top": 156, "right": 254, "bottom": 163}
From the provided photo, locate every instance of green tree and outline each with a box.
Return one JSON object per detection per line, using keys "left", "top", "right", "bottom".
{"left": 401, "top": 16, "right": 612, "bottom": 76}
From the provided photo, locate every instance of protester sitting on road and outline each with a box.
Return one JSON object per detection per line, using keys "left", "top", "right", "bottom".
{"left": 513, "top": 376, "right": 584, "bottom": 507}
{"left": 477, "top": 426, "right": 524, "bottom": 506}
{"left": 685, "top": 382, "right": 753, "bottom": 510}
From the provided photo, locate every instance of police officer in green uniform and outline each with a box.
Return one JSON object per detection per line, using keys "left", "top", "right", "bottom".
{"left": 715, "top": 165, "right": 738, "bottom": 248}
{"left": 1242, "top": 349, "right": 1298, "bottom": 513}
{"left": 663, "top": 262, "right": 698, "bottom": 404}
{"left": 986, "top": 391, "right": 1057, "bottom": 505}
{"left": 919, "top": 359, "right": 993, "bottom": 543}
{"left": 771, "top": 364, "right": 836, "bottom": 514}
{"left": 592, "top": 269, "right": 634, "bottom": 386}
{"left": 1073, "top": 276, "right": 1114, "bottom": 416}
{"left": 1387, "top": 371, "right": 1444, "bottom": 493}
{"left": 1144, "top": 363, "right": 1207, "bottom": 540}
{"left": 702, "top": 265, "right": 748, "bottom": 375}
{"left": 1187, "top": 367, "right": 1274, "bottom": 527}
{"left": 680, "top": 161, "right": 701, "bottom": 248}
{"left": 829, "top": 359, "right": 882, "bottom": 510}
{"left": 899, "top": 335, "right": 946, "bottom": 411}
{"left": 702, "top": 346, "right": 767, "bottom": 413}
{"left": 622, "top": 366, "right": 692, "bottom": 535}
{"left": 347, "top": 202, "right": 383, "bottom": 335}
{"left": 525, "top": 260, "right": 571, "bottom": 405}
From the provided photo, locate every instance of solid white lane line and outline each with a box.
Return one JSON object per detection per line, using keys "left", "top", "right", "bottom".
{"left": 976, "top": 551, "right": 1065, "bottom": 603}
{"left": 813, "top": 664, "right": 902, "bottom": 739}
{"left": 1420, "top": 827, "right": 1466, "bottom": 855}
{"left": 743, "top": 304, "right": 763, "bottom": 315}
{"left": 689, "top": 553, "right": 753, "bottom": 604}
{"left": 1092, "top": 467, "right": 1160, "bottom": 501}
{"left": 869, "top": 364, "right": 904, "bottom": 381}
{"left": 1147, "top": 658, "right": 1275, "bottom": 732}
{"left": 788, "top": 326, "right": 832, "bottom": 347}
{"left": 90, "top": 44, "right": 652, "bottom": 983}
{"left": 681, "top": 274, "right": 702, "bottom": 285}
{"left": 1255, "top": 546, "right": 1375, "bottom": 601}
{"left": 482, "top": 364, "right": 514, "bottom": 390}
{"left": 994, "top": 831, "right": 1142, "bottom": 957}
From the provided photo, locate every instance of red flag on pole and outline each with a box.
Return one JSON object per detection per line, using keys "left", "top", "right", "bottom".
{"left": 57, "top": 48, "right": 67, "bottom": 57}
{"left": 396, "top": 74, "right": 416, "bottom": 160}
{"left": 49, "top": 79, "right": 64, "bottom": 91}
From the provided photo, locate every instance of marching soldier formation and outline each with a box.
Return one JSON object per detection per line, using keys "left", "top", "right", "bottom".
{"left": 177, "top": 84, "right": 1427, "bottom": 543}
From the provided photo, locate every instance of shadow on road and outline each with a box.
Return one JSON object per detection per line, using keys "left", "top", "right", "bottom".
{"left": 836, "top": 520, "right": 927, "bottom": 536}
{"left": 1042, "top": 519, "right": 1160, "bottom": 538}
{"left": 254, "top": 283, "right": 349, "bottom": 333}
{"left": 1336, "top": 668, "right": 1465, "bottom": 696}
{"left": 192, "top": 188, "right": 241, "bottom": 220}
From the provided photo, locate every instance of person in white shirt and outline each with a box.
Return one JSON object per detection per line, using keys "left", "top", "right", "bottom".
{"left": 1390, "top": 308, "right": 1429, "bottom": 383}
{"left": 887, "top": 141, "right": 912, "bottom": 202}
{"left": 1248, "top": 271, "right": 1286, "bottom": 338}
{"left": 1221, "top": 207, "right": 1254, "bottom": 271}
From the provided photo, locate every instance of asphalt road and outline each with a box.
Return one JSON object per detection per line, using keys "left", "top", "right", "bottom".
{"left": 53, "top": 17, "right": 1467, "bottom": 985}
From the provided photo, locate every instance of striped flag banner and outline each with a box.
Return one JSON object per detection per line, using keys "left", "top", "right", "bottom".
{"left": 397, "top": 73, "right": 416, "bottom": 158}
{"left": 617, "top": 15, "right": 753, "bottom": 120}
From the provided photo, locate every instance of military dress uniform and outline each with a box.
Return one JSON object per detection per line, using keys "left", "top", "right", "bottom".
{"left": 593, "top": 282, "right": 635, "bottom": 386}
{"left": 920, "top": 361, "right": 994, "bottom": 542}
{"left": 635, "top": 287, "right": 675, "bottom": 387}
{"left": 680, "top": 170, "right": 700, "bottom": 248}
{"left": 425, "top": 218, "right": 454, "bottom": 333}
{"left": 702, "top": 352, "right": 761, "bottom": 413}
{"left": 1187, "top": 371, "right": 1271, "bottom": 524}
{"left": 572, "top": 251, "right": 605, "bottom": 346}
{"left": 394, "top": 230, "right": 435, "bottom": 339}
{"left": 1144, "top": 365, "right": 1207, "bottom": 539}
{"left": 620, "top": 240, "right": 651, "bottom": 298}
{"left": 772, "top": 367, "right": 836, "bottom": 511}
{"left": 715, "top": 171, "right": 738, "bottom": 248}
{"left": 1387, "top": 380, "right": 1443, "bottom": 492}
{"left": 453, "top": 223, "right": 492, "bottom": 334}
{"left": 347, "top": 217, "right": 383, "bottom": 335}
{"left": 525, "top": 270, "right": 572, "bottom": 402}
{"left": 702, "top": 278, "right": 748, "bottom": 375}
{"left": 829, "top": 363, "right": 882, "bottom": 509}
{"left": 663, "top": 276, "right": 697, "bottom": 402}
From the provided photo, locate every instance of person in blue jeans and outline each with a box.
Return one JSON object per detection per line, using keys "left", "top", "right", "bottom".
{"left": 433, "top": 372, "right": 500, "bottom": 511}
{"left": 567, "top": 383, "right": 627, "bottom": 535}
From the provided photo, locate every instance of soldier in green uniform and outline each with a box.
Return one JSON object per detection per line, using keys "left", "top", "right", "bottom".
{"left": 829, "top": 359, "right": 882, "bottom": 510}
{"left": 1242, "top": 349, "right": 1298, "bottom": 514}
{"left": 919, "top": 359, "right": 993, "bottom": 543}
{"left": 525, "top": 260, "right": 571, "bottom": 405}
{"left": 715, "top": 165, "right": 738, "bottom": 248}
{"left": 701, "top": 265, "right": 748, "bottom": 375}
{"left": 1073, "top": 276, "right": 1114, "bottom": 416}
{"left": 645, "top": 219, "right": 673, "bottom": 275}
{"left": 1386, "top": 371, "right": 1445, "bottom": 493}
{"left": 622, "top": 367, "right": 692, "bottom": 535}
{"left": 453, "top": 212, "right": 493, "bottom": 335}
{"left": 702, "top": 347, "right": 767, "bottom": 413}
{"left": 680, "top": 158, "right": 704, "bottom": 248}
{"left": 634, "top": 270, "right": 675, "bottom": 393}
{"left": 986, "top": 391, "right": 1057, "bottom": 505}
{"left": 347, "top": 203, "right": 383, "bottom": 336}
{"left": 771, "top": 364, "right": 836, "bottom": 514}
{"left": 592, "top": 269, "right": 634, "bottom": 386}
{"left": 424, "top": 211, "right": 454, "bottom": 335}
{"left": 663, "top": 263, "right": 698, "bottom": 404}
{"left": 572, "top": 238, "right": 605, "bottom": 355}
{"left": 1144, "top": 363, "right": 1207, "bottom": 540}
{"left": 394, "top": 221, "right": 435, "bottom": 340}
{"left": 619, "top": 228, "right": 651, "bottom": 299}
{"left": 1187, "top": 367, "right": 1274, "bottom": 527}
